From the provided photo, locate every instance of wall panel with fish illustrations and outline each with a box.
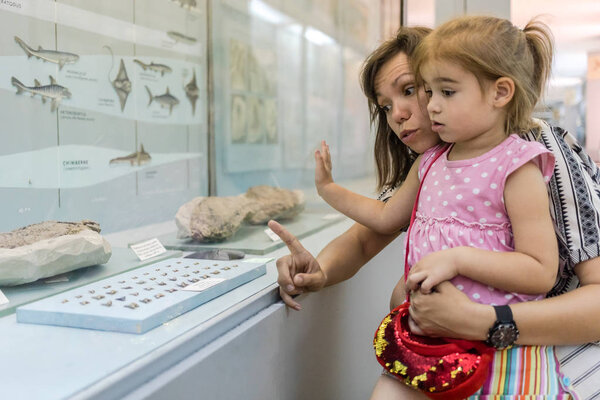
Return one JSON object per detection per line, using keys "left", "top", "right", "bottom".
{"left": 0, "top": 0, "right": 208, "bottom": 232}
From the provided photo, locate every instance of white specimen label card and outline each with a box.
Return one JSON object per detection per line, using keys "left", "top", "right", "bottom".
{"left": 182, "top": 278, "right": 225, "bottom": 292}
{"left": 244, "top": 257, "right": 274, "bottom": 264}
{"left": 264, "top": 228, "right": 281, "bottom": 242}
{"left": 130, "top": 238, "right": 167, "bottom": 261}
{"left": 0, "top": 289, "right": 8, "bottom": 306}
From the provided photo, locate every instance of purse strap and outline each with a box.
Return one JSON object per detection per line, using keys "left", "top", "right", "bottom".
{"left": 403, "top": 145, "right": 449, "bottom": 290}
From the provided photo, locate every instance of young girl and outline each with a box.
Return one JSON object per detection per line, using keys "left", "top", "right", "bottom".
{"left": 316, "top": 16, "right": 572, "bottom": 398}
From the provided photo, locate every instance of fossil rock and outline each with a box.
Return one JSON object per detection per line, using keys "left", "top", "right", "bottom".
{"left": 175, "top": 186, "right": 305, "bottom": 242}
{"left": 0, "top": 220, "right": 112, "bottom": 286}
{"left": 244, "top": 185, "right": 305, "bottom": 224}
{"left": 188, "top": 195, "right": 251, "bottom": 242}
{"left": 0, "top": 220, "right": 101, "bottom": 249}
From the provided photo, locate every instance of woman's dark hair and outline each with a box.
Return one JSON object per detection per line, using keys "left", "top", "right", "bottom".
{"left": 360, "top": 26, "right": 432, "bottom": 192}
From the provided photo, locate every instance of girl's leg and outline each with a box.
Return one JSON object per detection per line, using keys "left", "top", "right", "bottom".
{"left": 369, "top": 374, "right": 429, "bottom": 400}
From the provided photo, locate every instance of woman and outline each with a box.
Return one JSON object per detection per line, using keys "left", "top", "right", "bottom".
{"left": 269, "top": 25, "right": 600, "bottom": 398}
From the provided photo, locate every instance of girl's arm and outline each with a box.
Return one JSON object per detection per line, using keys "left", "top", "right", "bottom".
{"left": 315, "top": 141, "right": 421, "bottom": 234}
{"left": 408, "top": 256, "right": 600, "bottom": 345}
{"left": 406, "top": 161, "right": 558, "bottom": 295}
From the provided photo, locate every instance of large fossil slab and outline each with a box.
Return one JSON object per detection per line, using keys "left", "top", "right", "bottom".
{"left": 0, "top": 220, "right": 112, "bottom": 286}
{"left": 175, "top": 186, "right": 305, "bottom": 242}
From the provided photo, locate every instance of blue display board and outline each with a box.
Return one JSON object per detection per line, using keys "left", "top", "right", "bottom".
{"left": 17, "top": 256, "right": 266, "bottom": 333}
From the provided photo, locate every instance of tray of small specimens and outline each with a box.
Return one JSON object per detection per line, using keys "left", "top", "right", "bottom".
{"left": 16, "top": 257, "right": 266, "bottom": 334}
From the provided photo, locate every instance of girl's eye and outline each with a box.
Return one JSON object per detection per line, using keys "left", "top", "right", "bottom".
{"left": 380, "top": 104, "right": 391, "bottom": 113}
{"left": 404, "top": 86, "right": 415, "bottom": 96}
{"left": 442, "top": 89, "right": 455, "bottom": 97}
{"left": 424, "top": 89, "right": 432, "bottom": 98}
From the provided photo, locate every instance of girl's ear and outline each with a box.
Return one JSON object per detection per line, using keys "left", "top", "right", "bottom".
{"left": 493, "top": 77, "right": 515, "bottom": 107}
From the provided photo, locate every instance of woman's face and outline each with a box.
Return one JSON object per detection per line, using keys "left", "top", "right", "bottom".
{"left": 374, "top": 52, "right": 441, "bottom": 154}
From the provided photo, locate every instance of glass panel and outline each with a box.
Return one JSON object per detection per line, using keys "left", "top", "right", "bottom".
{"left": 212, "top": 0, "right": 380, "bottom": 196}
{"left": 0, "top": 0, "right": 209, "bottom": 233}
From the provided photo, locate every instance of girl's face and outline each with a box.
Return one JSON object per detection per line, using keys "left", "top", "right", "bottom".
{"left": 374, "top": 52, "right": 440, "bottom": 154}
{"left": 421, "top": 60, "right": 506, "bottom": 151}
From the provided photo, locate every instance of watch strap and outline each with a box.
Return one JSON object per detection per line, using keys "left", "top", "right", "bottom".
{"left": 493, "top": 305, "right": 513, "bottom": 324}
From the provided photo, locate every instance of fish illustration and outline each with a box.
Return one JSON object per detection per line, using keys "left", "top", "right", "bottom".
{"left": 14, "top": 36, "right": 79, "bottom": 70}
{"left": 184, "top": 69, "right": 199, "bottom": 115}
{"left": 109, "top": 144, "right": 151, "bottom": 166}
{"left": 133, "top": 59, "right": 172, "bottom": 76}
{"left": 146, "top": 86, "right": 179, "bottom": 115}
{"left": 171, "top": 0, "right": 197, "bottom": 8}
{"left": 167, "top": 31, "right": 197, "bottom": 45}
{"left": 11, "top": 75, "right": 71, "bottom": 112}
{"left": 104, "top": 46, "right": 132, "bottom": 112}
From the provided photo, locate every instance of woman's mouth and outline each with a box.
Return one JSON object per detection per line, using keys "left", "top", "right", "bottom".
{"left": 400, "top": 129, "right": 417, "bottom": 142}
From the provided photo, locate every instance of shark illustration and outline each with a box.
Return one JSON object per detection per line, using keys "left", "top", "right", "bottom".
{"left": 11, "top": 75, "right": 71, "bottom": 112}
{"left": 109, "top": 144, "right": 151, "bottom": 166}
{"left": 184, "top": 69, "right": 199, "bottom": 115}
{"left": 104, "top": 46, "right": 132, "bottom": 112}
{"left": 14, "top": 36, "right": 79, "bottom": 70}
{"left": 133, "top": 59, "right": 172, "bottom": 76}
{"left": 167, "top": 31, "right": 197, "bottom": 45}
{"left": 146, "top": 86, "right": 179, "bottom": 115}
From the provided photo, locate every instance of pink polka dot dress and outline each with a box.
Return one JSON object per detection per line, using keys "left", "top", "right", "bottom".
{"left": 407, "top": 134, "right": 555, "bottom": 305}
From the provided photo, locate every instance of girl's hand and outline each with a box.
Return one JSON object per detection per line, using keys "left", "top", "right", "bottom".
{"left": 315, "top": 140, "right": 333, "bottom": 194}
{"left": 405, "top": 248, "right": 460, "bottom": 293}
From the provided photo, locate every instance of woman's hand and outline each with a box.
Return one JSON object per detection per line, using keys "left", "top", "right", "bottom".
{"left": 268, "top": 220, "right": 327, "bottom": 310}
{"left": 315, "top": 140, "right": 334, "bottom": 195}
{"left": 408, "top": 281, "right": 492, "bottom": 340}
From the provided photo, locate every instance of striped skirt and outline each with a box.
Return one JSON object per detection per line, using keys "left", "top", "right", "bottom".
{"left": 467, "top": 345, "right": 575, "bottom": 399}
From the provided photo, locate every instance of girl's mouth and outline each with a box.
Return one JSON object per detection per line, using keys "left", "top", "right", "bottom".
{"left": 431, "top": 121, "right": 444, "bottom": 133}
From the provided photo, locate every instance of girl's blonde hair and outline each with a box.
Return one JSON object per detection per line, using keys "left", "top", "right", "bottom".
{"left": 412, "top": 16, "right": 553, "bottom": 135}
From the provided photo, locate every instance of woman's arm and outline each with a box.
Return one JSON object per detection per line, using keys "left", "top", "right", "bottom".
{"left": 409, "top": 256, "right": 600, "bottom": 345}
{"left": 315, "top": 141, "right": 421, "bottom": 234}
{"left": 406, "top": 162, "right": 558, "bottom": 295}
{"left": 269, "top": 220, "right": 401, "bottom": 310}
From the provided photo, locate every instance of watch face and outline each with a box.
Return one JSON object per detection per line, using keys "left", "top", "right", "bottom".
{"left": 490, "top": 323, "right": 518, "bottom": 349}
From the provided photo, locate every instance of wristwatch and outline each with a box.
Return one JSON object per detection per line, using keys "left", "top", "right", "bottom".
{"left": 485, "top": 305, "right": 519, "bottom": 350}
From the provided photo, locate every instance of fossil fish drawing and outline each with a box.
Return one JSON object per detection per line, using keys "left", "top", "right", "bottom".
{"left": 167, "top": 31, "right": 197, "bottom": 45}
{"left": 109, "top": 144, "right": 151, "bottom": 166}
{"left": 146, "top": 86, "right": 179, "bottom": 115}
{"left": 11, "top": 75, "right": 71, "bottom": 112}
{"left": 14, "top": 36, "right": 79, "bottom": 70}
{"left": 104, "top": 46, "right": 132, "bottom": 112}
{"left": 184, "top": 69, "right": 199, "bottom": 115}
{"left": 170, "top": 0, "right": 197, "bottom": 8}
{"left": 133, "top": 59, "right": 172, "bottom": 76}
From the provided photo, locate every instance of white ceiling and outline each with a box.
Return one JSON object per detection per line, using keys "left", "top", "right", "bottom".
{"left": 511, "top": 0, "right": 600, "bottom": 77}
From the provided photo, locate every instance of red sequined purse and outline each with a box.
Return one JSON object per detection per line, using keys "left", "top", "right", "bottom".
{"left": 373, "top": 146, "right": 495, "bottom": 399}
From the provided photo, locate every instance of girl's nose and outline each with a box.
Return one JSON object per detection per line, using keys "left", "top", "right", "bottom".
{"left": 427, "top": 97, "right": 440, "bottom": 114}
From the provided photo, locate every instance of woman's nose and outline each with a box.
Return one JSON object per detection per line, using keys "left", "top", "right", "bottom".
{"left": 391, "top": 103, "right": 410, "bottom": 123}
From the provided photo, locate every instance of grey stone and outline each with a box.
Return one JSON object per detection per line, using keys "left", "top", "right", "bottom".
{"left": 189, "top": 195, "right": 250, "bottom": 242}
{"left": 244, "top": 185, "right": 305, "bottom": 224}
{"left": 0, "top": 220, "right": 112, "bottom": 286}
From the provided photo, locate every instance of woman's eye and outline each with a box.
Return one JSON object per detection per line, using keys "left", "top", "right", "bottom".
{"left": 442, "top": 89, "right": 455, "bottom": 97}
{"left": 380, "top": 104, "right": 391, "bottom": 113}
{"left": 404, "top": 86, "right": 415, "bottom": 96}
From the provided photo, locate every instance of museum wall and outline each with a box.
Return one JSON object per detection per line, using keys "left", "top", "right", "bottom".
{"left": 0, "top": 0, "right": 384, "bottom": 234}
